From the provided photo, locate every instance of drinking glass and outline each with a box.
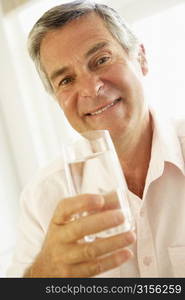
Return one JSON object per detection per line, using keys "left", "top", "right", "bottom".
{"left": 63, "top": 130, "right": 133, "bottom": 242}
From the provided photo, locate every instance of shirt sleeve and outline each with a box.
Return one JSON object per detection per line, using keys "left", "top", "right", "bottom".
{"left": 6, "top": 185, "right": 45, "bottom": 277}
{"left": 6, "top": 164, "right": 68, "bottom": 278}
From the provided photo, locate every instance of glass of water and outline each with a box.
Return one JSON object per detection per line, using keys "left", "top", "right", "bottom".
{"left": 63, "top": 130, "right": 133, "bottom": 242}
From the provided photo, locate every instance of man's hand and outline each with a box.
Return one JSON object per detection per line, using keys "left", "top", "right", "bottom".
{"left": 24, "top": 194, "right": 135, "bottom": 277}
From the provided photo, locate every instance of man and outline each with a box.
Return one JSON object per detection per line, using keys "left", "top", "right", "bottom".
{"left": 8, "top": 0, "right": 185, "bottom": 277}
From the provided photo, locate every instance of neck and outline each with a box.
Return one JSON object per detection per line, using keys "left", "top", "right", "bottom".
{"left": 113, "top": 111, "right": 153, "bottom": 198}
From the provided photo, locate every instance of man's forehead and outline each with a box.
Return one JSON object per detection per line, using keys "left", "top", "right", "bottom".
{"left": 40, "top": 12, "right": 122, "bottom": 80}
{"left": 40, "top": 12, "right": 111, "bottom": 48}
{"left": 41, "top": 15, "right": 114, "bottom": 58}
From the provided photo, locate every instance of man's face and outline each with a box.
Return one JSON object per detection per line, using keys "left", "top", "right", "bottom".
{"left": 40, "top": 13, "right": 148, "bottom": 141}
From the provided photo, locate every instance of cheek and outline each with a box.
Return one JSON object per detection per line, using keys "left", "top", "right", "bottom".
{"left": 57, "top": 92, "right": 84, "bottom": 130}
{"left": 109, "top": 64, "right": 146, "bottom": 113}
{"left": 57, "top": 91, "right": 73, "bottom": 112}
{"left": 119, "top": 68, "right": 144, "bottom": 99}
{"left": 106, "top": 63, "right": 132, "bottom": 89}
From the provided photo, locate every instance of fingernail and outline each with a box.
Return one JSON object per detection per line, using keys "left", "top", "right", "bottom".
{"left": 125, "top": 249, "right": 134, "bottom": 260}
{"left": 125, "top": 231, "right": 136, "bottom": 244}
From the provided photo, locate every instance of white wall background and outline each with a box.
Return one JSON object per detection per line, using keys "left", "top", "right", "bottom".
{"left": 0, "top": 0, "right": 185, "bottom": 276}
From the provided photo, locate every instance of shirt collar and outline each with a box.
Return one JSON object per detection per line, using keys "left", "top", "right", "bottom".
{"left": 149, "top": 108, "right": 185, "bottom": 177}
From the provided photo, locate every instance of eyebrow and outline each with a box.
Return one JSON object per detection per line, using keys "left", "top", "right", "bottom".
{"left": 50, "top": 66, "right": 69, "bottom": 82}
{"left": 50, "top": 41, "right": 108, "bottom": 82}
{"left": 85, "top": 41, "right": 108, "bottom": 58}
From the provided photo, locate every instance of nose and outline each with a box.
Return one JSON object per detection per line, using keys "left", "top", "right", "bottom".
{"left": 78, "top": 73, "right": 104, "bottom": 98}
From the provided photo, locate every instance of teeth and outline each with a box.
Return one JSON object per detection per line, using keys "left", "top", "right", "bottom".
{"left": 89, "top": 98, "right": 121, "bottom": 116}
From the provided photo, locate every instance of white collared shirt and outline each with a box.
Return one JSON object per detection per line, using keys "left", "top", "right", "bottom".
{"left": 7, "top": 110, "right": 185, "bottom": 277}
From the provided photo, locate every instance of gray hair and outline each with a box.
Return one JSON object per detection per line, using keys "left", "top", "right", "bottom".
{"left": 27, "top": 0, "right": 139, "bottom": 94}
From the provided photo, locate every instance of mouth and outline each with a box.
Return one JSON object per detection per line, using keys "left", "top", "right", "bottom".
{"left": 85, "top": 97, "right": 123, "bottom": 117}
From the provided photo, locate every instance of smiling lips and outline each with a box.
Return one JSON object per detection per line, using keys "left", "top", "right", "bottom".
{"left": 85, "top": 97, "right": 122, "bottom": 116}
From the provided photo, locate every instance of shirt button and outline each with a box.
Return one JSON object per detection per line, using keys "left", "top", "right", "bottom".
{"left": 143, "top": 256, "right": 152, "bottom": 266}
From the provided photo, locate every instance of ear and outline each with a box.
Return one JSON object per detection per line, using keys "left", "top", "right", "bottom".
{"left": 138, "top": 44, "right": 148, "bottom": 76}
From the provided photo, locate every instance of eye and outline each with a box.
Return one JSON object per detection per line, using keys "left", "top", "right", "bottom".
{"left": 96, "top": 56, "right": 110, "bottom": 66}
{"left": 58, "top": 76, "right": 74, "bottom": 87}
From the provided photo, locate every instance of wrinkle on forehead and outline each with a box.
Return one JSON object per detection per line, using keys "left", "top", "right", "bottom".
{"left": 40, "top": 13, "right": 112, "bottom": 60}
{"left": 40, "top": 12, "right": 124, "bottom": 82}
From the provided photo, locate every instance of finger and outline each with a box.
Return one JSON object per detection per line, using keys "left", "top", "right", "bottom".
{"left": 62, "top": 231, "right": 136, "bottom": 264}
{"left": 53, "top": 194, "right": 104, "bottom": 224}
{"left": 60, "top": 209, "right": 124, "bottom": 243}
{"left": 70, "top": 248, "right": 133, "bottom": 277}
{"left": 102, "top": 190, "right": 121, "bottom": 210}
